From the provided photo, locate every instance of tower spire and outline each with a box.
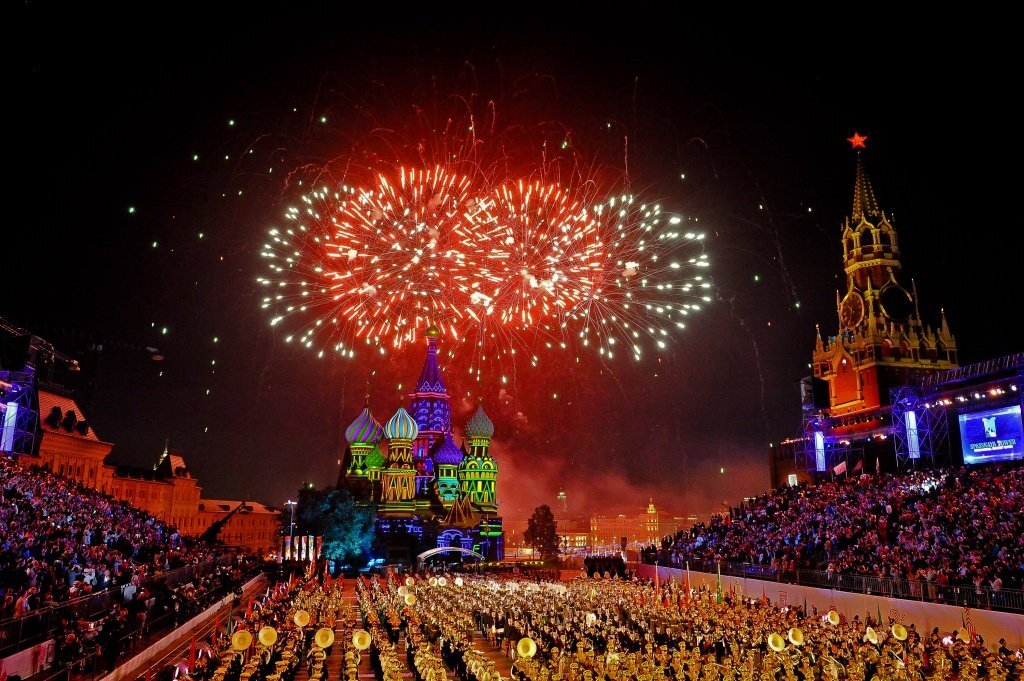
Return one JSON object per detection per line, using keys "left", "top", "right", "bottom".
{"left": 851, "top": 152, "right": 881, "bottom": 222}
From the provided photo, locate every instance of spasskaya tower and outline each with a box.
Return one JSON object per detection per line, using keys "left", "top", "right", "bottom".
{"left": 811, "top": 134, "right": 958, "bottom": 436}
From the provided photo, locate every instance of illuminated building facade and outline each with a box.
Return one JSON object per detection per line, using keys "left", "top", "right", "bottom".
{"left": 338, "top": 326, "right": 503, "bottom": 562}
{"left": 589, "top": 500, "right": 678, "bottom": 548}
{"left": 811, "top": 148, "right": 957, "bottom": 440}
{"left": 25, "top": 388, "right": 279, "bottom": 554}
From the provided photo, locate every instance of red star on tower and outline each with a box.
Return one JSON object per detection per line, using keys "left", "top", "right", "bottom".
{"left": 847, "top": 132, "right": 868, "bottom": 149}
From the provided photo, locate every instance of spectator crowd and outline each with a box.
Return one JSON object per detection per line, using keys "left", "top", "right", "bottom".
{"left": 646, "top": 465, "right": 1024, "bottom": 600}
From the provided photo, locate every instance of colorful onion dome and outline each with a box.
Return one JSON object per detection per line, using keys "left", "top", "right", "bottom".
{"left": 345, "top": 407, "right": 383, "bottom": 445}
{"left": 385, "top": 406, "right": 419, "bottom": 441}
{"left": 464, "top": 404, "right": 494, "bottom": 439}
{"left": 365, "top": 444, "right": 385, "bottom": 469}
{"left": 434, "top": 434, "right": 463, "bottom": 466}
{"left": 425, "top": 324, "right": 441, "bottom": 338}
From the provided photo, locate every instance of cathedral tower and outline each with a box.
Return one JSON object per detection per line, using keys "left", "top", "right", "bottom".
{"left": 343, "top": 404, "right": 382, "bottom": 478}
{"left": 409, "top": 325, "right": 451, "bottom": 494}
{"left": 813, "top": 136, "right": 958, "bottom": 436}
{"left": 459, "top": 404, "right": 498, "bottom": 513}
{"left": 381, "top": 407, "right": 418, "bottom": 512}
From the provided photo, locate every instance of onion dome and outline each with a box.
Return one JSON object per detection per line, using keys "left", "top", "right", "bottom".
{"left": 365, "top": 444, "right": 385, "bottom": 469}
{"left": 345, "top": 407, "right": 383, "bottom": 445}
{"left": 434, "top": 434, "right": 463, "bottom": 466}
{"left": 385, "top": 406, "right": 419, "bottom": 441}
{"left": 464, "top": 404, "right": 494, "bottom": 439}
{"left": 425, "top": 324, "right": 441, "bottom": 338}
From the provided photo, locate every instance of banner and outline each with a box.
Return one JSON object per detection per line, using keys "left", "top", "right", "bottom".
{"left": 316, "top": 536, "right": 323, "bottom": 563}
{"left": 308, "top": 535, "right": 315, "bottom": 562}
{"left": 833, "top": 461, "right": 847, "bottom": 475}
{"left": 284, "top": 535, "right": 292, "bottom": 561}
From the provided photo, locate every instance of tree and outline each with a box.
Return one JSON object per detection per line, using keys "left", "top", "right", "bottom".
{"left": 524, "top": 504, "right": 560, "bottom": 560}
{"left": 295, "top": 486, "right": 376, "bottom": 566}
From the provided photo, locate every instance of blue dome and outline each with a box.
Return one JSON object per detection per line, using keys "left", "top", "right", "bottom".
{"left": 345, "top": 407, "right": 383, "bottom": 445}
{"left": 434, "top": 434, "right": 463, "bottom": 466}
{"left": 385, "top": 406, "right": 419, "bottom": 441}
{"left": 464, "top": 404, "right": 494, "bottom": 439}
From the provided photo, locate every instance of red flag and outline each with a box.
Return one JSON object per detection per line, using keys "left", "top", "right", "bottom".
{"left": 188, "top": 634, "right": 196, "bottom": 671}
{"left": 212, "top": 614, "right": 219, "bottom": 647}
{"left": 245, "top": 597, "right": 253, "bottom": 621}
{"left": 145, "top": 668, "right": 152, "bottom": 681}
{"left": 853, "top": 459, "right": 863, "bottom": 472}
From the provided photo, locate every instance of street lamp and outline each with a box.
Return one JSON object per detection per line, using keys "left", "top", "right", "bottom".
{"left": 285, "top": 500, "right": 297, "bottom": 541}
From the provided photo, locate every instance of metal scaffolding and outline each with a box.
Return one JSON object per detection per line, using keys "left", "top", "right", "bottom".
{"left": 890, "top": 384, "right": 951, "bottom": 469}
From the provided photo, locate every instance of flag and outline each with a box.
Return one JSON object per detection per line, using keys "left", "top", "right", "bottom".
{"left": 686, "top": 561, "right": 692, "bottom": 604}
{"left": 145, "top": 668, "right": 151, "bottom": 681}
{"left": 1, "top": 661, "right": 8, "bottom": 681}
{"left": 212, "top": 613, "right": 219, "bottom": 647}
{"left": 833, "top": 461, "right": 847, "bottom": 475}
{"left": 226, "top": 605, "right": 235, "bottom": 635}
{"left": 762, "top": 584, "right": 767, "bottom": 604}
{"left": 876, "top": 456, "right": 881, "bottom": 475}
{"left": 877, "top": 603, "right": 883, "bottom": 626}
{"left": 188, "top": 634, "right": 196, "bottom": 672}
{"left": 853, "top": 459, "right": 863, "bottom": 472}
{"left": 962, "top": 608, "right": 976, "bottom": 639}
{"left": 778, "top": 591, "right": 787, "bottom": 607}
{"left": 654, "top": 562, "right": 660, "bottom": 594}
{"left": 716, "top": 562, "right": 723, "bottom": 604}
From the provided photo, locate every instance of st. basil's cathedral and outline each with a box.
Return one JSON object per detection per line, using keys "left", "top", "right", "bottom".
{"left": 337, "top": 325, "right": 503, "bottom": 563}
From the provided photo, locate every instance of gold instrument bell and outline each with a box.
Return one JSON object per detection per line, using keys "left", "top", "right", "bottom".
{"left": 258, "top": 626, "right": 278, "bottom": 646}
{"left": 352, "top": 629, "right": 372, "bottom": 650}
{"left": 454, "top": 577, "right": 464, "bottom": 587}
{"left": 232, "top": 630, "right": 254, "bottom": 651}
{"left": 788, "top": 628, "right": 805, "bottom": 647}
{"left": 404, "top": 593, "right": 416, "bottom": 606}
{"left": 405, "top": 577, "right": 416, "bottom": 587}
{"left": 864, "top": 627, "right": 879, "bottom": 645}
{"left": 768, "top": 633, "right": 786, "bottom": 653}
{"left": 891, "top": 624, "right": 908, "bottom": 641}
{"left": 827, "top": 610, "right": 841, "bottom": 626}
{"left": 517, "top": 637, "right": 538, "bottom": 659}
{"left": 293, "top": 610, "right": 311, "bottom": 628}
{"left": 315, "top": 628, "right": 335, "bottom": 649}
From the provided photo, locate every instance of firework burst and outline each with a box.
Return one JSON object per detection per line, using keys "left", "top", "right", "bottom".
{"left": 259, "top": 167, "right": 710, "bottom": 372}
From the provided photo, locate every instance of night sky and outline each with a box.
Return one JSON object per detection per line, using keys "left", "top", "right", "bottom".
{"left": 10, "top": 9, "right": 1022, "bottom": 520}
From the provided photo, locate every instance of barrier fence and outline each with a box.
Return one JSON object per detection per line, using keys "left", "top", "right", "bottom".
{"left": 644, "top": 557, "right": 1024, "bottom": 613}
{"left": 1, "top": 556, "right": 232, "bottom": 658}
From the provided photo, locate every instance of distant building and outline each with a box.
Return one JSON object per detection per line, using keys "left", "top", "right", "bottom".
{"left": 589, "top": 499, "right": 682, "bottom": 548}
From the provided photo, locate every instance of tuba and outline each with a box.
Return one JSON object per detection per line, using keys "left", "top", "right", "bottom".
{"left": 788, "top": 628, "right": 805, "bottom": 647}
{"left": 863, "top": 627, "right": 878, "bottom": 645}
{"left": 314, "top": 628, "right": 335, "bottom": 649}
{"left": 891, "top": 624, "right": 908, "bottom": 641}
{"left": 231, "top": 630, "right": 253, "bottom": 651}
{"left": 258, "top": 626, "right": 278, "bottom": 647}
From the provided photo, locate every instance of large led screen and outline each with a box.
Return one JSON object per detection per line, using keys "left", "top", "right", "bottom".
{"left": 959, "top": 404, "right": 1024, "bottom": 464}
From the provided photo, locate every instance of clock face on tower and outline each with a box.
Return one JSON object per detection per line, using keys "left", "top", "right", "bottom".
{"left": 840, "top": 291, "right": 865, "bottom": 328}
{"left": 879, "top": 284, "right": 914, "bottom": 322}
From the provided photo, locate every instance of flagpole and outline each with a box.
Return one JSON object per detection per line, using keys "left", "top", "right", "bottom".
{"left": 686, "top": 561, "right": 692, "bottom": 604}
